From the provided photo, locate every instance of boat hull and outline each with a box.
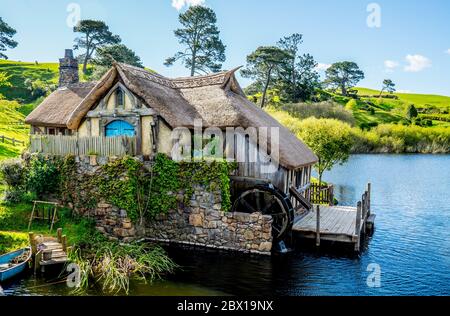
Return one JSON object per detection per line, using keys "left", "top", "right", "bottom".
{"left": 0, "top": 248, "right": 31, "bottom": 282}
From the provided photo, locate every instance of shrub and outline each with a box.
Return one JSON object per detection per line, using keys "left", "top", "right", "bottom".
{"left": 0, "top": 159, "right": 27, "bottom": 203}
{"left": 26, "top": 155, "right": 61, "bottom": 198}
{"left": 405, "top": 104, "right": 418, "bottom": 120}
{"left": 345, "top": 99, "right": 357, "bottom": 111}
{"left": 274, "top": 101, "right": 356, "bottom": 126}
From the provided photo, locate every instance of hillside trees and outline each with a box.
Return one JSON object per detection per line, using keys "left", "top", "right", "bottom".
{"left": 92, "top": 44, "right": 144, "bottom": 78}
{"left": 165, "top": 6, "right": 226, "bottom": 76}
{"left": 379, "top": 79, "right": 396, "bottom": 97}
{"left": 324, "top": 61, "right": 365, "bottom": 96}
{"left": 74, "top": 20, "right": 121, "bottom": 74}
{"left": 241, "top": 46, "right": 292, "bottom": 108}
{"left": 0, "top": 17, "right": 18, "bottom": 59}
{"left": 406, "top": 104, "right": 418, "bottom": 120}
{"left": 277, "top": 34, "right": 320, "bottom": 102}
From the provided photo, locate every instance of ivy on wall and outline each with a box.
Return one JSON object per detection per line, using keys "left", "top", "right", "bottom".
{"left": 57, "top": 154, "right": 237, "bottom": 223}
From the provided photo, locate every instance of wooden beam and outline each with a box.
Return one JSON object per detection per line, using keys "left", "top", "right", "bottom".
{"left": 29, "top": 232, "right": 36, "bottom": 255}
{"left": 316, "top": 205, "right": 321, "bottom": 247}
{"left": 355, "top": 202, "right": 362, "bottom": 252}
{"left": 57, "top": 228, "right": 62, "bottom": 243}
{"left": 61, "top": 235, "right": 67, "bottom": 252}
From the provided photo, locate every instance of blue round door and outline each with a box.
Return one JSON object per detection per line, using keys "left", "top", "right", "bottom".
{"left": 105, "top": 120, "right": 135, "bottom": 137}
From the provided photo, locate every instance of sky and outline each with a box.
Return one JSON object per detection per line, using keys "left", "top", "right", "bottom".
{"left": 1, "top": 0, "right": 450, "bottom": 95}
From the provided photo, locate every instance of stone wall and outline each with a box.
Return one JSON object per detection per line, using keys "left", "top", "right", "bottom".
{"left": 145, "top": 188, "right": 273, "bottom": 255}
{"left": 68, "top": 156, "right": 274, "bottom": 255}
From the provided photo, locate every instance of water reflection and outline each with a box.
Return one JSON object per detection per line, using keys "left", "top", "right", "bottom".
{"left": 3, "top": 155, "right": 450, "bottom": 296}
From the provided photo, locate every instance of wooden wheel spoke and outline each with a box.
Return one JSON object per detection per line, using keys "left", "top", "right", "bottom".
{"left": 240, "top": 198, "right": 258, "bottom": 214}
{"left": 261, "top": 197, "right": 277, "bottom": 214}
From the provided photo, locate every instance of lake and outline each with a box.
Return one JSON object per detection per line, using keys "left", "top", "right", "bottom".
{"left": 2, "top": 154, "right": 449, "bottom": 296}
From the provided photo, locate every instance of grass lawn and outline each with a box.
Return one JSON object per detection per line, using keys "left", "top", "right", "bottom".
{"left": 356, "top": 87, "right": 450, "bottom": 109}
{"left": 0, "top": 99, "right": 29, "bottom": 160}
{"left": 0, "top": 184, "right": 100, "bottom": 255}
{"left": 0, "top": 60, "right": 59, "bottom": 102}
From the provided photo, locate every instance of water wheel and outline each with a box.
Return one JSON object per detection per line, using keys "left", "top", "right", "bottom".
{"left": 232, "top": 184, "right": 295, "bottom": 240}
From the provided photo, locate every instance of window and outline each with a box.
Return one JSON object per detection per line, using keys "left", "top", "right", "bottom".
{"left": 116, "top": 88, "right": 124, "bottom": 107}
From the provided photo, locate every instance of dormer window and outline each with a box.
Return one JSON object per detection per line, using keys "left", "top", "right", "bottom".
{"left": 116, "top": 88, "right": 124, "bottom": 107}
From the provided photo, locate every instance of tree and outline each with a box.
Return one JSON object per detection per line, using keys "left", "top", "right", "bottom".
{"left": 405, "top": 104, "right": 418, "bottom": 120}
{"left": 0, "top": 17, "right": 18, "bottom": 59}
{"left": 324, "top": 61, "right": 365, "bottom": 96}
{"left": 277, "top": 34, "right": 320, "bottom": 102}
{"left": 165, "top": 6, "right": 226, "bottom": 76}
{"left": 241, "top": 46, "right": 292, "bottom": 108}
{"left": 92, "top": 44, "right": 144, "bottom": 78}
{"left": 73, "top": 20, "right": 121, "bottom": 74}
{"left": 297, "top": 118, "right": 353, "bottom": 186}
{"left": 379, "top": 79, "right": 396, "bottom": 97}
{"left": 277, "top": 34, "right": 302, "bottom": 98}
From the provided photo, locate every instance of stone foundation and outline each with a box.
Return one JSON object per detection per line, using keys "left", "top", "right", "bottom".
{"left": 67, "top": 156, "right": 274, "bottom": 255}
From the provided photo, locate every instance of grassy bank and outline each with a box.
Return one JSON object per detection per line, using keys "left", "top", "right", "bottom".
{"left": 267, "top": 107, "right": 450, "bottom": 154}
{"left": 0, "top": 100, "right": 28, "bottom": 160}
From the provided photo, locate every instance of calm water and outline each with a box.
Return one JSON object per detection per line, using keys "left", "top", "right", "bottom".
{"left": 2, "top": 155, "right": 449, "bottom": 296}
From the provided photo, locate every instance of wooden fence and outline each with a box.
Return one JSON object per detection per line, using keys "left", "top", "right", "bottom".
{"left": 310, "top": 183, "right": 334, "bottom": 206}
{"left": 30, "top": 135, "right": 137, "bottom": 157}
{"left": 0, "top": 135, "right": 26, "bottom": 147}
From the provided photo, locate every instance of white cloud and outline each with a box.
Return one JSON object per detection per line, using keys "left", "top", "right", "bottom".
{"left": 315, "top": 63, "right": 331, "bottom": 71}
{"left": 172, "top": 0, "right": 205, "bottom": 11}
{"left": 404, "top": 54, "right": 431, "bottom": 72}
{"left": 445, "top": 49, "right": 450, "bottom": 55}
{"left": 384, "top": 60, "right": 399, "bottom": 72}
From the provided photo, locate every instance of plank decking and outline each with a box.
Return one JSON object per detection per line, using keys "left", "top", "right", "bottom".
{"left": 293, "top": 206, "right": 363, "bottom": 243}
{"left": 292, "top": 184, "right": 374, "bottom": 251}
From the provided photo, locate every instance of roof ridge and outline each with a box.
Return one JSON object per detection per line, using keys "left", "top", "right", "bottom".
{"left": 116, "top": 62, "right": 242, "bottom": 89}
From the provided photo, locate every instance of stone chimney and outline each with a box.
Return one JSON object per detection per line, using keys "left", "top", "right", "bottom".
{"left": 59, "top": 49, "right": 79, "bottom": 87}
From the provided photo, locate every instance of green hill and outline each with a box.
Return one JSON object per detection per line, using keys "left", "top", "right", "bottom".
{"left": 333, "top": 88, "right": 450, "bottom": 129}
{"left": 0, "top": 99, "right": 28, "bottom": 160}
{"left": 0, "top": 60, "right": 59, "bottom": 103}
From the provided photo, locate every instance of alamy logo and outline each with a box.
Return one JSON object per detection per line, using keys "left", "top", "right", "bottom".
{"left": 66, "top": 3, "right": 81, "bottom": 28}
{"left": 367, "top": 3, "right": 382, "bottom": 28}
{"left": 366, "top": 263, "right": 381, "bottom": 288}
{"left": 171, "top": 120, "right": 280, "bottom": 175}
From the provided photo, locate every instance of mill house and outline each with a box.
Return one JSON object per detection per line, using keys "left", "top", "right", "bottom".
{"left": 25, "top": 50, "right": 374, "bottom": 254}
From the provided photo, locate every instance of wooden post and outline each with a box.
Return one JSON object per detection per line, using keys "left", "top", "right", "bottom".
{"left": 28, "top": 201, "right": 37, "bottom": 231}
{"left": 49, "top": 205, "right": 58, "bottom": 233}
{"left": 329, "top": 185, "right": 334, "bottom": 206}
{"left": 367, "top": 183, "right": 371, "bottom": 216}
{"left": 34, "top": 250, "right": 42, "bottom": 275}
{"left": 57, "top": 228, "right": 62, "bottom": 243}
{"left": 29, "top": 232, "right": 36, "bottom": 255}
{"left": 62, "top": 235, "right": 67, "bottom": 252}
{"left": 362, "top": 194, "right": 367, "bottom": 234}
{"left": 355, "top": 202, "right": 362, "bottom": 252}
{"left": 316, "top": 205, "right": 321, "bottom": 247}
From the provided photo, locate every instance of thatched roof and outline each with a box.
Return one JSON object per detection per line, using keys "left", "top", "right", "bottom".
{"left": 25, "top": 82, "right": 97, "bottom": 127}
{"left": 26, "top": 63, "right": 318, "bottom": 169}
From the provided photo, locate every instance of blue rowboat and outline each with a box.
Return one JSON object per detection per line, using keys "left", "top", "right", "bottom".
{"left": 0, "top": 248, "right": 31, "bottom": 282}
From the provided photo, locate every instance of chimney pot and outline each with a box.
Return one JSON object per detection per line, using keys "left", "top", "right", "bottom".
{"left": 65, "top": 49, "right": 74, "bottom": 59}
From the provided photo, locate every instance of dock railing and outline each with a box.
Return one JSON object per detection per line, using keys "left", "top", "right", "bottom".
{"left": 30, "top": 135, "right": 137, "bottom": 157}
{"left": 354, "top": 183, "right": 372, "bottom": 251}
{"left": 310, "top": 183, "right": 334, "bottom": 206}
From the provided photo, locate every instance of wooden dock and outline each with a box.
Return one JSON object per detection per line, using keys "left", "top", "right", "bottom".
{"left": 292, "top": 184, "right": 375, "bottom": 251}
{"left": 29, "top": 228, "right": 69, "bottom": 273}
